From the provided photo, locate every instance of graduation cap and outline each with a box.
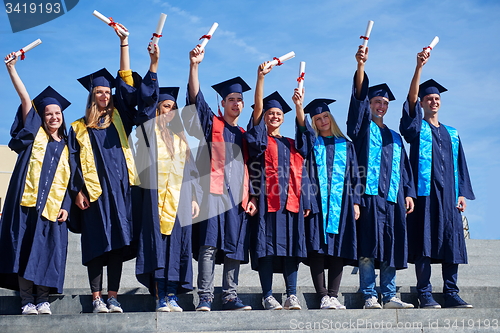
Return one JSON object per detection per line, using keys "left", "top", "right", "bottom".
{"left": 159, "top": 87, "right": 179, "bottom": 103}
{"left": 368, "top": 83, "right": 395, "bottom": 101}
{"left": 304, "top": 98, "right": 336, "bottom": 117}
{"left": 418, "top": 79, "right": 447, "bottom": 100}
{"left": 211, "top": 76, "right": 251, "bottom": 100}
{"left": 77, "top": 68, "right": 115, "bottom": 92}
{"left": 32, "top": 86, "right": 71, "bottom": 113}
{"left": 262, "top": 91, "right": 292, "bottom": 114}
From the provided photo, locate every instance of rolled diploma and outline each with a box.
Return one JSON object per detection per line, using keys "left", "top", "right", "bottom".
{"left": 297, "top": 61, "right": 306, "bottom": 90}
{"left": 361, "top": 20, "right": 374, "bottom": 47}
{"left": 264, "top": 51, "right": 296, "bottom": 69}
{"left": 4, "top": 39, "right": 42, "bottom": 63}
{"left": 425, "top": 36, "right": 439, "bottom": 52}
{"left": 93, "top": 10, "right": 129, "bottom": 37}
{"left": 150, "top": 13, "right": 167, "bottom": 54}
{"left": 199, "top": 22, "right": 219, "bottom": 49}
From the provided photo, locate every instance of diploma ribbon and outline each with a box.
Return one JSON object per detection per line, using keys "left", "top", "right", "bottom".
{"left": 359, "top": 35, "right": 369, "bottom": 40}
{"left": 273, "top": 57, "right": 283, "bottom": 66}
{"left": 19, "top": 49, "right": 26, "bottom": 60}
{"left": 297, "top": 72, "right": 305, "bottom": 82}
{"left": 152, "top": 33, "right": 162, "bottom": 38}
{"left": 423, "top": 46, "right": 432, "bottom": 52}
{"left": 199, "top": 34, "right": 212, "bottom": 40}
{"left": 108, "top": 17, "right": 118, "bottom": 30}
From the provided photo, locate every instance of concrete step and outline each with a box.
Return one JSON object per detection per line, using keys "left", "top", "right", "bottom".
{"left": 0, "top": 308, "right": 499, "bottom": 333}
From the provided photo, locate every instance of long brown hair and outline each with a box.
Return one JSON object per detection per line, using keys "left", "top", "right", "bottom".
{"left": 156, "top": 101, "right": 191, "bottom": 161}
{"left": 85, "top": 87, "right": 114, "bottom": 129}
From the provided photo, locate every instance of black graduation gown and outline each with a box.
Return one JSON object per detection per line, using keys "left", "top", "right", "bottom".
{"left": 181, "top": 88, "right": 250, "bottom": 263}
{"left": 297, "top": 118, "right": 360, "bottom": 264}
{"left": 68, "top": 72, "right": 137, "bottom": 265}
{"left": 133, "top": 71, "right": 202, "bottom": 295}
{"left": 0, "top": 107, "right": 70, "bottom": 293}
{"left": 347, "top": 71, "right": 415, "bottom": 269}
{"left": 399, "top": 99, "right": 475, "bottom": 264}
{"left": 244, "top": 118, "right": 311, "bottom": 271}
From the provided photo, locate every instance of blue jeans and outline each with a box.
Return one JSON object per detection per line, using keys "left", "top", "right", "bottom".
{"left": 358, "top": 257, "right": 396, "bottom": 303}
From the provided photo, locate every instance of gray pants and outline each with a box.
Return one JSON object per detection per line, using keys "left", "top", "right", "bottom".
{"left": 18, "top": 275, "right": 49, "bottom": 306}
{"left": 197, "top": 246, "right": 240, "bottom": 301}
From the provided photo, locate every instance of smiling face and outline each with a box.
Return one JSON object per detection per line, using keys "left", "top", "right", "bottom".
{"left": 369, "top": 96, "right": 389, "bottom": 119}
{"left": 312, "top": 111, "right": 332, "bottom": 136}
{"left": 420, "top": 93, "right": 441, "bottom": 116}
{"left": 221, "top": 92, "right": 244, "bottom": 120}
{"left": 94, "top": 86, "right": 111, "bottom": 110}
{"left": 157, "top": 99, "right": 176, "bottom": 123}
{"left": 43, "top": 104, "right": 63, "bottom": 133}
{"left": 264, "top": 107, "right": 284, "bottom": 131}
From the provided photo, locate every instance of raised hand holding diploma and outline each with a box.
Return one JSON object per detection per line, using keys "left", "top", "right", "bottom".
{"left": 4, "top": 39, "right": 42, "bottom": 63}
{"left": 264, "top": 51, "right": 295, "bottom": 70}
{"left": 423, "top": 36, "right": 439, "bottom": 54}
{"left": 150, "top": 13, "right": 167, "bottom": 54}
{"left": 360, "top": 20, "right": 374, "bottom": 48}
{"left": 297, "top": 61, "right": 306, "bottom": 90}
{"left": 93, "top": 10, "right": 130, "bottom": 37}
{"left": 199, "top": 22, "right": 218, "bottom": 50}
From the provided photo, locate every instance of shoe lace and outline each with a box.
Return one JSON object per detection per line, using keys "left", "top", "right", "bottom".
{"left": 199, "top": 296, "right": 212, "bottom": 303}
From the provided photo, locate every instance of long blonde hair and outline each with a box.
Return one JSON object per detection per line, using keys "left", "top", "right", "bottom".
{"left": 85, "top": 87, "right": 114, "bottom": 129}
{"left": 311, "top": 111, "right": 346, "bottom": 139}
{"left": 156, "top": 101, "right": 191, "bottom": 161}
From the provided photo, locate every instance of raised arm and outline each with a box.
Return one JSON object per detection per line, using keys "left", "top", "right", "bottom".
{"left": 5, "top": 53, "right": 31, "bottom": 123}
{"left": 355, "top": 45, "right": 368, "bottom": 100}
{"left": 115, "top": 23, "right": 130, "bottom": 71}
{"left": 407, "top": 50, "right": 430, "bottom": 114}
{"left": 292, "top": 87, "right": 305, "bottom": 127}
{"left": 253, "top": 62, "right": 272, "bottom": 125}
{"left": 148, "top": 42, "right": 159, "bottom": 74}
{"left": 188, "top": 45, "right": 204, "bottom": 104}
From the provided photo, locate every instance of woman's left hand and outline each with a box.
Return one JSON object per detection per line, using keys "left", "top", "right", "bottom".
{"left": 57, "top": 209, "right": 68, "bottom": 222}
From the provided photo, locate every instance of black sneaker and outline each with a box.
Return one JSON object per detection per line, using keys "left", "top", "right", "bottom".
{"left": 418, "top": 293, "right": 441, "bottom": 308}
{"left": 222, "top": 297, "right": 252, "bottom": 310}
{"left": 443, "top": 293, "right": 473, "bottom": 308}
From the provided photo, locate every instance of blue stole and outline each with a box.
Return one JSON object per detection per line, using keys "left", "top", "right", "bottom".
{"left": 366, "top": 121, "right": 402, "bottom": 203}
{"left": 418, "top": 121, "right": 459, "bottom": 201}
{"left": 313, "top": 136, "right": 347, "bottom": 242}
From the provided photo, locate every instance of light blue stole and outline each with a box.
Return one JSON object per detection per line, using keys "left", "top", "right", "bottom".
{"left": 314, "top": 136, "right": 347, "bottom": 242}
{"left": 418, "top": 121, "right": 459, "bottom": 202}
{"left": 366, "top": 121, "right": 402, "bottom": 203}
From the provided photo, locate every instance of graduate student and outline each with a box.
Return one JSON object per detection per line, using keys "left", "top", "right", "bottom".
{"left": 134, "top": 44, "right": 201, "bottom": 312}
{"left": 294, "top": 93, "right": 361, "bottom": 310}
{"left": 399, "top": 49, "right": 475, "bottom": 309}
{"left": 182, "top": 45, "right": 257, "bottom": 311}
{"left": 0, "top": 53, "right": 71, "bottom": 315}
{"left": 347, "top": 45, "right": 415, "bottom": 309}
{"left": 68, "top": 23, "right": 139, "bottom": 313}
{"left": 244, "top": 63, "right": 311, "bottom": 311}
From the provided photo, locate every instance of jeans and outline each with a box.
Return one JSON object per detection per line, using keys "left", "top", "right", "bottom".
{"left": 197, "top": 246, "right": 239, "bottom": 301}
{"left": 258, "top": 256, "right": 299, "bottom": 298}
{"left": 358, "top": 257, "right": 396, "bottom": 303}
{"left": 415, "top": 256, "right": 459, "bottom": 295}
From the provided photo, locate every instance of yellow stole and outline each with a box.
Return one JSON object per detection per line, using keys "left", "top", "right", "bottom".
{"left": 155, "top": 125, "right": 186, "bottom": 235}
{"left": 20, "top": 128, "right": 70, "bottom": 222}
{"left": 71, "top": 109, "right": 139, "bottom": 202}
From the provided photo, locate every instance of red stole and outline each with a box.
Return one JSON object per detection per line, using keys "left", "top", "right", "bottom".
{"left": 210, "top": 115, "right": 250, "bottom": 210}
{"left": 265, "top": 136, "right": 303, "bottom": 214}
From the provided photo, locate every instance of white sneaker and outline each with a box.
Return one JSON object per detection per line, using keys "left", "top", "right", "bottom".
{"left": 166, "top": 296, "right": 183, "bottom": 312}
{"left": 36, "top": 302, "right": 52, "bottom": 315}
{"left": 156, "top": 298, "right": 170, "bottom": 312}
{"left": 283, "top": 295, "right": 301, "bottom": 310}
{"left": 93, "top": 298, "right": 109, "bottom": 313}
{"left": 383, "top": 296, "right": 414, "bottom": 309}
{"left": 21, "top": 303, "right": 38, "bottom": 315}
{"left": 364, "top": 296, "right": 382, "bottom": 309}
{"left": 320, "top": 295, "right": 334, "bottom": 309}
{"left": 262, "top": 295, "right": 283, "bottom": 310}
{"left": 107, "top": 296, "right": 123, "bottom": 313}
{"left": 330, "top": 297, "right": 346, "bottom": 310}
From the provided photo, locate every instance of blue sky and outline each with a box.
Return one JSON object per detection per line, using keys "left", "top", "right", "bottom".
{"left": 1, "top": 0, "right": 499, "bottom": 239}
